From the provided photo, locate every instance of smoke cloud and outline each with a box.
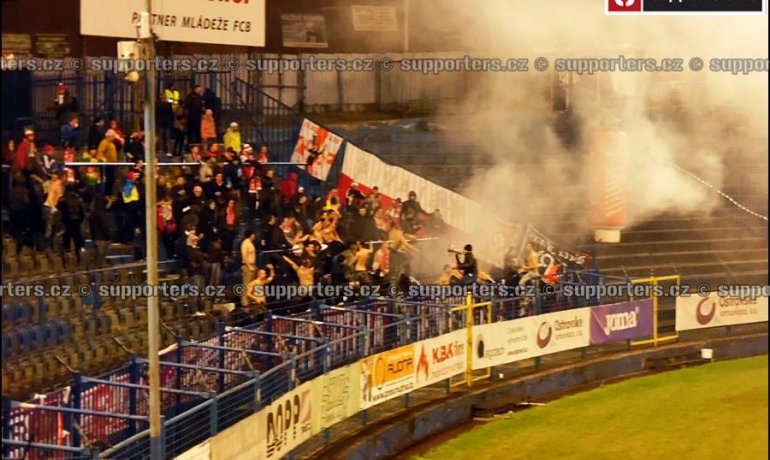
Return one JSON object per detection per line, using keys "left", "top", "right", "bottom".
{"left": 430, "top": 0, "right": 768, "bottom": 238}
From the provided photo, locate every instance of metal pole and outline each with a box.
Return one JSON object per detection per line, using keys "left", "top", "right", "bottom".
{"left": 403, "top": 0, "right": 410, "bottom": 53}
{"left": 141, "top": 3, "right": 162, "bottom": 459}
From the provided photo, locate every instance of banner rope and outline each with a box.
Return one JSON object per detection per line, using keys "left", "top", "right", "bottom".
{"left": 671, "top": 162, "right": 768, "bottom": 222}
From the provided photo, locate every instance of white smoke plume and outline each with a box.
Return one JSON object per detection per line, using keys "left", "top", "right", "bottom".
{"left": 429, "top": 0, "right": 768, "bottom": 237}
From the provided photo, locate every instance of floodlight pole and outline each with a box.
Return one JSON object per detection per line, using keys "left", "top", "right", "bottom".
{"left": 141, "top": 1, "right": 163, "bottom": 459}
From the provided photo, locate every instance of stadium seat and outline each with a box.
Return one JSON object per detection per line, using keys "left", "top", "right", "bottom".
{"left": 59, "top": 319, "right": 73, "bottom": 343}
{"left": 35, "top": 253, "right": 50, "bottom": 274}
{"left": 18, "top": 302, "right": 31, "bottom": 325}
{"left": 2, "top": 303, "right": 14, "bottom": 324}
{"left": 2, "top": 333, "right": 13, "bottom": 358}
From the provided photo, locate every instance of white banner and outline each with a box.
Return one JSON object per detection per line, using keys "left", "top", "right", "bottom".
{"left": 414, "top": 329, "right": 467, "bottom": 387}
{"left": 80, "top": 0, "right": 266, "bottom": 47}
{"left": 261, "top": 382, "right": 314, "bottom": 460}
{"left": 471, "top": 319, "right": 532, "bottom": 370}
{"left": 291, "top": 119, "right": 344, "bottom": 181}
{"left": 312, "top": 363, "right": 361, "bottom": 432}
{"left": 351, "top": 5, "right": 399, "bottom": 32}
{"left": 530, "top": 308, "right": 591, "bottom": 358}
{"left": 359, "top": 344, "right": 416, "bottom": 410}
{"left": 676, "top": 294, "right": 768, "bottom": 331}
{"left": 341, "top": 143, "right": 486, "bottom": 235}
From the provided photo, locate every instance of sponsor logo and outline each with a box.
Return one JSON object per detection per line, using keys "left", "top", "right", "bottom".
{"left": 432, "top": 341, "right": 464, "bottom": 364}
{"left": 265, "top": 388, "right": 312, "bottom": 458}
{"left": 537, "top": 322, "right": 553, "bottom": 348}
{"left": 608, "top": 0, "right": 641, "bottom": 12}
{"left": 696, "top": 298, "right": 717, "bottom": 325}
{"left": 476, "top": 334, "right": 485, "bottom": 359}
{"left": 602, "top": 307, "right": 639, "bottom": 336}
{"left": 416, "top": 345, "right": 430, "bottom": 382}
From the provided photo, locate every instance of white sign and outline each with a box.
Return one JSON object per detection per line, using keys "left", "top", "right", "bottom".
{"left": 351, "top": 5, "right": 399, "bottom": 32}
{"left": 80, "top": 0, "right": 266, "bottom": 47}
{"left": 261, "top": 382, "right": 314, "bottom": 460}
{"left": 359, "top": 344, "right": 415, "bottom": 410}
{"left": 530, "top": 308, "right": 591, "bottom": 358}
{"left": 312, "top": 363, "right": 360, "bottom": 432}
{"left": 414, "top": 329, "right": 467, "bottom": 387}
{"left": 472, "top": 319, "right": 532, "bottom": 370}
{"left": 676, "top": 294, "right": 768, "bottom": 331}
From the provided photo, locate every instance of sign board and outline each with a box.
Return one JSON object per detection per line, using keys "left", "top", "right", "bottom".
{"left": 589, "top": 299, "right": 654, "bottom": 344}
{"left": 359, "top": 344, "right": 415, "bottom": 409}
{"left": 472, "top": 319, "right": 532, "bottom": 370}
{"left": 80, "top": 0, "right": 266, "bottom": 47}
{"left": 281, "top": 14, "right": 328, "bottom": 48}
{"left": 312, "top": 363, "right": 361, "bottom": 432}
{"left": 351, "top": 5, "right": 399, "bottom": 32}
{"left": 530, "top": 308, "right": 591, "bottom": 357}
{"left": 2, "top": 33, "right": 32, "bottom": 56}
{"left": 36, "top": 34, "right": 70, "bottom": 58}
{"left": 414, "top": 329, "right": 467, "bottom": 386}
{"left": 676, "top": 294, "right": 768, "bottom": 331}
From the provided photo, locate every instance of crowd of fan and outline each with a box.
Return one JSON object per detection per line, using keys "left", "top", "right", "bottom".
{"left": 1, "top": 87, "right": 455, "bottom": 319}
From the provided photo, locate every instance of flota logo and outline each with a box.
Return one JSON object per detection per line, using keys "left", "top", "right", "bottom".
{"left": 696, "top": 298, "right": 717, "bottom": 325}
{"left": 603, "top": 307, "right": 639, "bottom": 336}
{"left": 536, "top": 322, "right": 553, "bottom": 348}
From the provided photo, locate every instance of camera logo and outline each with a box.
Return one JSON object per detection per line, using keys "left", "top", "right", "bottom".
{"left": 608, "top": 0, "right": 642, "bottom": 12}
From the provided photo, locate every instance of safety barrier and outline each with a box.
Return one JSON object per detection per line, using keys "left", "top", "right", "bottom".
{"left": 3, "top": 275, "right": 767, "bottom": 459}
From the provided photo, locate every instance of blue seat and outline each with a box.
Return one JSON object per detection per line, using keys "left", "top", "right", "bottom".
{"left": 2, "top": 304, "right": 13, "bottom": 324}
{"left": 2, "top": 334, "right": 13, "bottom": 358}
{"left": 16, "top": 328, "right": 31, "bottom": 353}
{"left": 59, "top": 320, "right": 73, "bottom": 344}
{"left": 18, "top": 302, "right": 32, "bottom": 324}
{"left": 44, "top": 322, "right": 60, "bottom": 347}
{"left": 28, "top": 325, "right": 44, "bottom": 351}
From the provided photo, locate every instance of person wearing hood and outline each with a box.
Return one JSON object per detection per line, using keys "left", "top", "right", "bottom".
{"left": 223, "top": 121, "right": 242, "bottom": 153}
{"left": 349, "top": 206, "right": 378, "bottom": 244}
{"left": 89, "top": 193, "right": 115, "bottom": 266}
{"left": 281, "top": 171, "right": 299, "bottom": 203}
{"left": 59, "top": 184, "right": 86, "bottom": 261}
{"left": 207, "top": 172, "right": 228, "bottom": 206}
{"left": 222, "top": 147, "right": 241, "bottom": 195}
{"left": 198, "top": 199, "right": 220, "bottom": 251}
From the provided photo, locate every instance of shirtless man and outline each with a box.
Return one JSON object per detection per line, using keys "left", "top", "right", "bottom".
{"left": 282, "top": 255, "right": 315, "bottom": 288}
{"left": 352, "top": 241, "right": 374, "bottom": 284}
{"left": 246, "top": 264, "right": 274, "bottom": 306}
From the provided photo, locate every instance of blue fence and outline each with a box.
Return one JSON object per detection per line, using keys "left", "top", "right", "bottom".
{"left": 1, "top": 272, "right": 642, "bottom": 460}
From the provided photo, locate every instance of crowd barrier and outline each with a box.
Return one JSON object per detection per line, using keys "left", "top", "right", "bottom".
{"left": 2, "top": 275, "right": 767, "bottom": 459}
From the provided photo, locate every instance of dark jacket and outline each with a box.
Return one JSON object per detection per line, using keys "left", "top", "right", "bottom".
{"left": 455, "top": 252, "right": 478, "bottom": 278}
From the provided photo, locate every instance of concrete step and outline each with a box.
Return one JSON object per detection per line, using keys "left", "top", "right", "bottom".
{"left": 594, "top": 248, "right": 768, "bottom": 269}
{"left": 586, "top": 237, "right": 768, "bottom": 257}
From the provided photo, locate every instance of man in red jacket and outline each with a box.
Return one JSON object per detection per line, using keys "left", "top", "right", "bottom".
{"left": 15, "top": 127, "right": 36, "bottom": 171}
{"left": 281, "top": 171, "right": 299, "bottom": 202}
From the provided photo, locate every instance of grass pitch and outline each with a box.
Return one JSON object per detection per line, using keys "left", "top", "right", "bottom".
{"left": 415, "top": 355, "right": 768, "bottom": 460}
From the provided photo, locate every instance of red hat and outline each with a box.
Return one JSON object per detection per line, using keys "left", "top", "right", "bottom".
{"left": 126, "top": 171, "right": 138, "bottom": 181}
{"left": 42, "top": 145, "right": 55, "bottom": 154}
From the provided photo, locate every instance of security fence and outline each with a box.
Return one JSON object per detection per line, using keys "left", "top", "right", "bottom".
{"left": 5, "top": 272, "right": 765, "bottom": 459}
